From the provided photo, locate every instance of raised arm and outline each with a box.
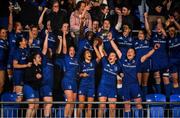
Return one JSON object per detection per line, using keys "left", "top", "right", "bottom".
{"left": 93, "top": 39, "right": 102, "bottom": 62}
{"left": 62, "top": 31, "right": 67, "bottom": 54}
{"left": 56, "top": 36, "right": 63, "bottom": 54}
{"left": 8, "top": 3, "right": 13, "bottom": 32}
{"left": 161, "top": 25, "right": 167, "bottom": 37}
{"left": 98, "top": 43, "right": 105, "bottom": 58}
{"left": 115, "top": 8, "right": 122, "bottom": 31}
{"left": 87, "top": 13, "right": 92, "bottom": 31}
{"left": 42, "top": 30, "right": 49, "bottom": 55}
{"left": 144, "top": 12, "right": 151, "bottom": 36}
{"left": 141, "top": 43, "right": 160, "bottom": 63}
{"left": 170, "top": 16, "right": 180, "bottom": 30}
{"left": 28, "top": 29, "right": 33, "bottom": 47}
{"left": 107, "top": 32, "right": 122, "bottom": 59}
{"left": 38, "top": 7, "right": 48, "bottom": 30}
{"left": 173, "top": 20, "right": 180, "bottom": 30}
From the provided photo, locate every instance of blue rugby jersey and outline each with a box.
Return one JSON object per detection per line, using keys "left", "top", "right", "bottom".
{"left": 40, "top": 30, "right": 56, "bottom": 53}
{"left": 100, "top": 57, "right": 121, "bottom": 87}
{"left": 134, "top": 39, "right": 151, "bottom": 57}
{"left": 77, "top": 39, "right": 94, "bottom": 60}
{"left": 62, "top": 54, "right": 79, "bottom": 81}
{"left": 79, "top": 60, "right": 97, "bottom": 86}
{"left": 8, "top": 31, "right": 24, "bottom": 51}
{"left": 116, "top": 34, "right": 134, "bottom": 56}
{"left": 168, "top": 35, "right": 180, "bottom": 64}
{"left": 118, "top": 57, "right": 140, "bottom": 85}
{"left": 0, "top": 38, "right": 8, "bottom": 70}
{"left": 13, "top": 47, "right": 29, "bottom": 66}
{"left": 151, "top": 33, "right": 168, "bottom": 56}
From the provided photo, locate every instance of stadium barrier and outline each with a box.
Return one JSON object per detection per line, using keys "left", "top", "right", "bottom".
{"left": 1, "top": 101, "right": 180, "bottom": 117}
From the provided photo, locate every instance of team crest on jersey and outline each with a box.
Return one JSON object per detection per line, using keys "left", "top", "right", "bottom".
{"left": 175, "top": 38, "right": 178, "bottom": 42}
{"left": 31, "top": 94, "right": 35, "bottom": 98}
{"left": 12, "top": 39, "right": 16, "bottom": 43}
{"left": 147, "top": 69, "right": 150, "bottom": 72}
{"left": 128, "top": 37, "right": 132, "bottom": 42}
{"left": 114, "top": 66, "right": 118, "bottom": 71}
{"left": 119, "top": 37, "right": 123, "bottom": 40}
{"left": 68, "top": 85, "right": 72, "bottom": 89}
{"left": 155, "top": 34, "right": 158, "bottom": 38}
{"left": 37, "top": 40, "right": 40, "bottom": 45}
{"left": 125, "top": 59, "right": 128, "bottom": 62}
{"left": 145, "top": 40, "right": 148, "bottom": 44}
{"left": 49, "top": 92, "right": 52, "bottom": 96}
{"left": 21, "top": 57, "right": 26, "bottom": 60}
{"left": 107, "top": 64, "right": 110, "bottom": 67}
{"left": 90, "top": 62, "right": 93, "bottom": 67}
{"left": 79, "top": 91, "right": 82, "bottom": 94}
{"left": 137, "top": 93, "right": 141, "bottom": 97}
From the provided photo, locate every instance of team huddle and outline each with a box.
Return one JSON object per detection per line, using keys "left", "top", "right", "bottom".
{"left": 0, "top": 1, "right": 180, "bottom": 118}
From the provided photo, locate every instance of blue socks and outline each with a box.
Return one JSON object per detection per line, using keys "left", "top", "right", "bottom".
{"left": 164, "top": 83, "right": 172, "bottom": 98}
{"left": 173, "top": 87, "right": 180, "bottom": 94}
{"left": 124, "top": 111, "right": 131, "bottom": 118}
{"left": 138, "top": 109, "right": 143, "bottom": 117}
{"left": 142, "top": 86, "right": 148, "bottom": 101}
{"left": 124, "top": 109, "right": 143, "bottom": 118}
{"left": 155, "top": 84, "right": 161, "bottom": 93}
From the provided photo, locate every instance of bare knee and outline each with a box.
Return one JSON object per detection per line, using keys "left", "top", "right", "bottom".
{"left": 109, "top": 104, "right": 116, "bottom": 110}
{"left": 87, "top": 104, "right": 92, "bottom": 109}
{"left": 78, "top": 104, "right": 84, "bottom": 109}
{"left": 124, "top": 104, "right": 131, "bottom": 112}
{"left": 154, "top": 72, "right": 161, "bottom": 84}
{"left": 28, "top": 104, "right": 35, "bottom": 109}
{"left": 99, "top": 104, "right": 106, "bottom": 110}
{"left": 142, "top": 80, "right": 148, "bottom": 86}
{"left": 35, "top": 104, "right": 39, "bottom": 109}
{"left": 136, "top": 104, "right": 142, "bottom": 109}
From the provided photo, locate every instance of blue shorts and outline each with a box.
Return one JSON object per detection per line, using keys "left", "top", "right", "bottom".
{"left": 117, "top": 88, "right": 123, "bottom": 98}
{"left": 42, "top": 65, "right": 54, "bottom": 88}
{"left": 40, "top": 85, "right": 53, "bottom": 97}
{"left": 138, "top": 59, "right": 151, "bottom": 73}
{"left": 0, "top": 62, "right": 6, "bottom": 70}
{"left": 13, "top": 70, "right": 24, "bottom": 86}
{"left": 62, "top": 79, "right": 77, "bottom": 93}
{"left": 7, "top": 52, "right": 14, "bottom": 70}
{"left": 78, "top": 85, "right": 95, "bottom": 98}
{"left": 151, "top": 56, "right": 169, "bottom": 71}
{"left": 98, "top": 84, "right": 117, "bottom": 98}
{"left": 23, "top": 84, "right": 39, "bottom": 99}
{"left": 122, "top": 84, "right": 141, "bottom": 101}
{"left": 169, "top": 61, "right": 180, "bottom": 74}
